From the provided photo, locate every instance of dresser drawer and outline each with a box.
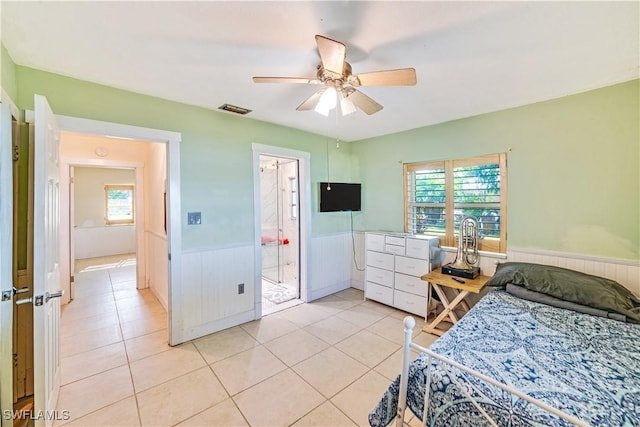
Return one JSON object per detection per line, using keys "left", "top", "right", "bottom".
{"left": 385, "top": 235, "right": 406, "bottom": 246}
{"left": 366, "top": 282, "right": 394, "bottom": 306}
{"left": 395, "top": 273, "right": 428, "bottom": 297}
{"left": 384, "top": 244, "right": 405, "bottom": 256}
{"left": 366, "top": 251, "right": 394, "bottom": 270}
{"left": 395, "top": 256, "right": 429, "bottom": 277}
{"left": 394, "top": 290, "right": 426, "bottom": 317}
{"left": 366, "top": 233, "right": 385, "bottom": 252}
{"left": 366, "top": 266, "right": 394, "bottom": 287}
{"left": 405, "top": 238, "right": 430, "bottom": 259}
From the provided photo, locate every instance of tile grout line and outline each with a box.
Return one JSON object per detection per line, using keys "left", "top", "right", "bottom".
{"left": 109, "top": 263, "right": 144, "bottom": 427}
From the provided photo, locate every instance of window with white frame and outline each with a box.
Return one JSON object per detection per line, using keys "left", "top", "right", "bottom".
{"left": 105, "top": 185, "right": 135, "bottom": 225}
{"left": 404, "top": 153, "right": 507, "bottom": 253}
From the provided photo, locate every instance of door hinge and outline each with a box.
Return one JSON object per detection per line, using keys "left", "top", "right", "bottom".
{"left": 12, "top": 145, "right": 19, "bottom": 162}
{"left": 13, "top": 353, "right": 18, "bottom": 368}
{"left": 168, "top": 253, "right": 171, "bottom": 261}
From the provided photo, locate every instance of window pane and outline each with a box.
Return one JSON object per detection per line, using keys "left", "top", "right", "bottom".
{"left": 413, "top": 206, "right": 446, "bottom": 234}
{"left": 408, "top": 167, "right": 446, "bottom": 234}
{"left": 414, "top": 168, "right": 445, "bottom": 203}
{"left": 107, "top": 189, "right": 133, "bottom": 221}
{"left": 453, "top": 163, "right": 500, "bottom": 238}
{"left": 454, "top": 208, "right": 500, "bottom": 238}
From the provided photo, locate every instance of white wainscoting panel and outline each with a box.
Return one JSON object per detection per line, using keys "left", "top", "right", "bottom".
{"left": 74, "top": 225, "right": 136, "bottom": 259}
{"left": 309, "top": 233, "right": 354, "bottom": 300}
{"left": 180, "top": 245, "right": 255, "bottom": 342}
{"left": 350, "top": 231, "right": 366, "bottom": 290}
{"left": 146, "top": 231, "right": 168, "bottom": 310}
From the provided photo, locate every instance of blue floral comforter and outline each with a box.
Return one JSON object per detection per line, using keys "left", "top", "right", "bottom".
{"left": 369, "top": 290, "right": 640, "bottom": 427}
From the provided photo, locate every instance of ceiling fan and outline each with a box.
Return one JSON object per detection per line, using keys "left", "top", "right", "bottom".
{"left": 253, "top": 35, "right": 417, "bottom": 116}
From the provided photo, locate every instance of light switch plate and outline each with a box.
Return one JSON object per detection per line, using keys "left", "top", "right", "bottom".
{"left": 187, "top": 212, "right": 201, "bottom": 225}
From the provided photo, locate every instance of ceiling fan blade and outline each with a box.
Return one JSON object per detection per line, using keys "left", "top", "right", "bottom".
{"left": 353, "top": 68, "right": 417, "bottom": 86}
{"left": 253, "top": 77, "right": 321, "bottom": 84}
{"left": 296, "top": 89, "right": 324, "bottom": 111}
{"left": 348, "top": 89, "right": 383, "bottom": 115}
{"left": 315, "top": 35, "right": 346, "bottom": 75}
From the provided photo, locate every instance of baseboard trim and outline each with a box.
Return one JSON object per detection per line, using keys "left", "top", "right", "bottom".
{"left": 308, "top": 279, "right": 351, "bottom": 301}
{"left": 350, "top": 279, "right": 364, "bottom": 291}
{"left": 181, "top": 309, "right": 255, "bottom": 343}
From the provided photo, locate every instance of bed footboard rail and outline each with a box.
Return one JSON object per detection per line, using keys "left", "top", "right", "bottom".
{"left": 396, "top": 316, "right": 589, "bottom": 427}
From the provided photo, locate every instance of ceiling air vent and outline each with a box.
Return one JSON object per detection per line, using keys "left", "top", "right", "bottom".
{"left": 218, "top": 104, "right": 252, "bottom": 115}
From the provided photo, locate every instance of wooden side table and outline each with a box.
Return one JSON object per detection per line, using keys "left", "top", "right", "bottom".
{"left": 420, "top": 269, "right": 490, "bottom": 336}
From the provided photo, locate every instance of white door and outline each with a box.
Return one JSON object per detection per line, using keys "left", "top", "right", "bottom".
{"left": 30, "top": 95, "right": 63, "bottom": 425}
{"left": 0, "top": 99, "right": 15, "bottom": 425}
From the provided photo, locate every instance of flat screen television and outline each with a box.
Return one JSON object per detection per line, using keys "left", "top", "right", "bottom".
{"left": 319, "top": 182, "right": 361, "bottom": 212}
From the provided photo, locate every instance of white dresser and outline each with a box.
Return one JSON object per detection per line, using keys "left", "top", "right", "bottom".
{"left": 364, "top": 232, "right": 440, "bottom": 317}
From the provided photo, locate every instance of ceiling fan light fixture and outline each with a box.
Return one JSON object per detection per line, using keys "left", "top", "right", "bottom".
{"left": 315, "top": 86, "right": 337, "bottom": 116}
{"left": 339, "top": 93, "right": 357, "bottom": 116}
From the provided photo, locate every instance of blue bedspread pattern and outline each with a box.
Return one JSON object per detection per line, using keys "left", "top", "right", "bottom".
{"left": 369, "top": 290, "right": 640, "bottom": 427}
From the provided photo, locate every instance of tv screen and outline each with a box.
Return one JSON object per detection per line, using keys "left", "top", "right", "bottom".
{"left": 319, "top": 182, "right": 361, "bottom": 212}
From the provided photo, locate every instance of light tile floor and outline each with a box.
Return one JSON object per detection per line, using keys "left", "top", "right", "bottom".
{"left": 57, "top": 255, "right": 439, "bottom": 426}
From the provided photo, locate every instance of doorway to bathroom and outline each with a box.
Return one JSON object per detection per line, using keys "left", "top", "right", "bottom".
{"left": 259, "top": 155, "right": 300, "bottom": 314}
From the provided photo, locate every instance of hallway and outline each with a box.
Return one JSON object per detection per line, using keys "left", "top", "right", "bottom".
{"left": 57, "top": 254, "right": 168, "bottom": 424}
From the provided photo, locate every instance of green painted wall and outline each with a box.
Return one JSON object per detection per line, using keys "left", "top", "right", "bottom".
{"left": 16, "top": 66, "right": 356, "bottom": 250}
{"left": 1, "top": 44, "right": 18, "bottom": 101}
{"left": 351, "top": 80, "right": 640, "bottom": 261}
{"left": 12, "top": 63, "right": 640, "bottom": 260}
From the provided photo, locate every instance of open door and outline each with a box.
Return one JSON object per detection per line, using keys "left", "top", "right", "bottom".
{"left": 17, "top": 95, "right": 63, "bottom": 426}
{"left": 0, "top": 97, "right": 15, "bottom": 426}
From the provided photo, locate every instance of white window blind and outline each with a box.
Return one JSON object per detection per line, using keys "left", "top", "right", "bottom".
{"left": 406, "top": 162, "right": 446, "bottom": 236}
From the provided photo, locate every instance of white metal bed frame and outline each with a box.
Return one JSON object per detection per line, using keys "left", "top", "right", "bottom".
{"left": 396, "top": 316, "right": 590, "bottom": 427}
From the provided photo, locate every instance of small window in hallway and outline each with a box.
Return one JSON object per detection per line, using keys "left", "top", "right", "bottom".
{"left": 105, "top": 184, "right": 135, "bottom": 225}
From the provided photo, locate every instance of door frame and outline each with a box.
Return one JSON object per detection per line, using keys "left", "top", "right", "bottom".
{"left": 252, "top": 143, "right": 310, "bottom": 318}
{"left": 24, "top": 112, "right": 184, "bottom": 345}
{"left": 1, "top": 89, "right": 20, "bottom": 426}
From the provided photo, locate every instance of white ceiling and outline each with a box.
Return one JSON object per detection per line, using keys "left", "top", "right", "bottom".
{"left": 2, "top": 1, "right": 638, "bottom": 141}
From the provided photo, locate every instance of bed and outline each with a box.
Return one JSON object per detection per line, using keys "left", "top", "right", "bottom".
{"left": 369, "top": 262, "right": 640, "bottom": 427}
